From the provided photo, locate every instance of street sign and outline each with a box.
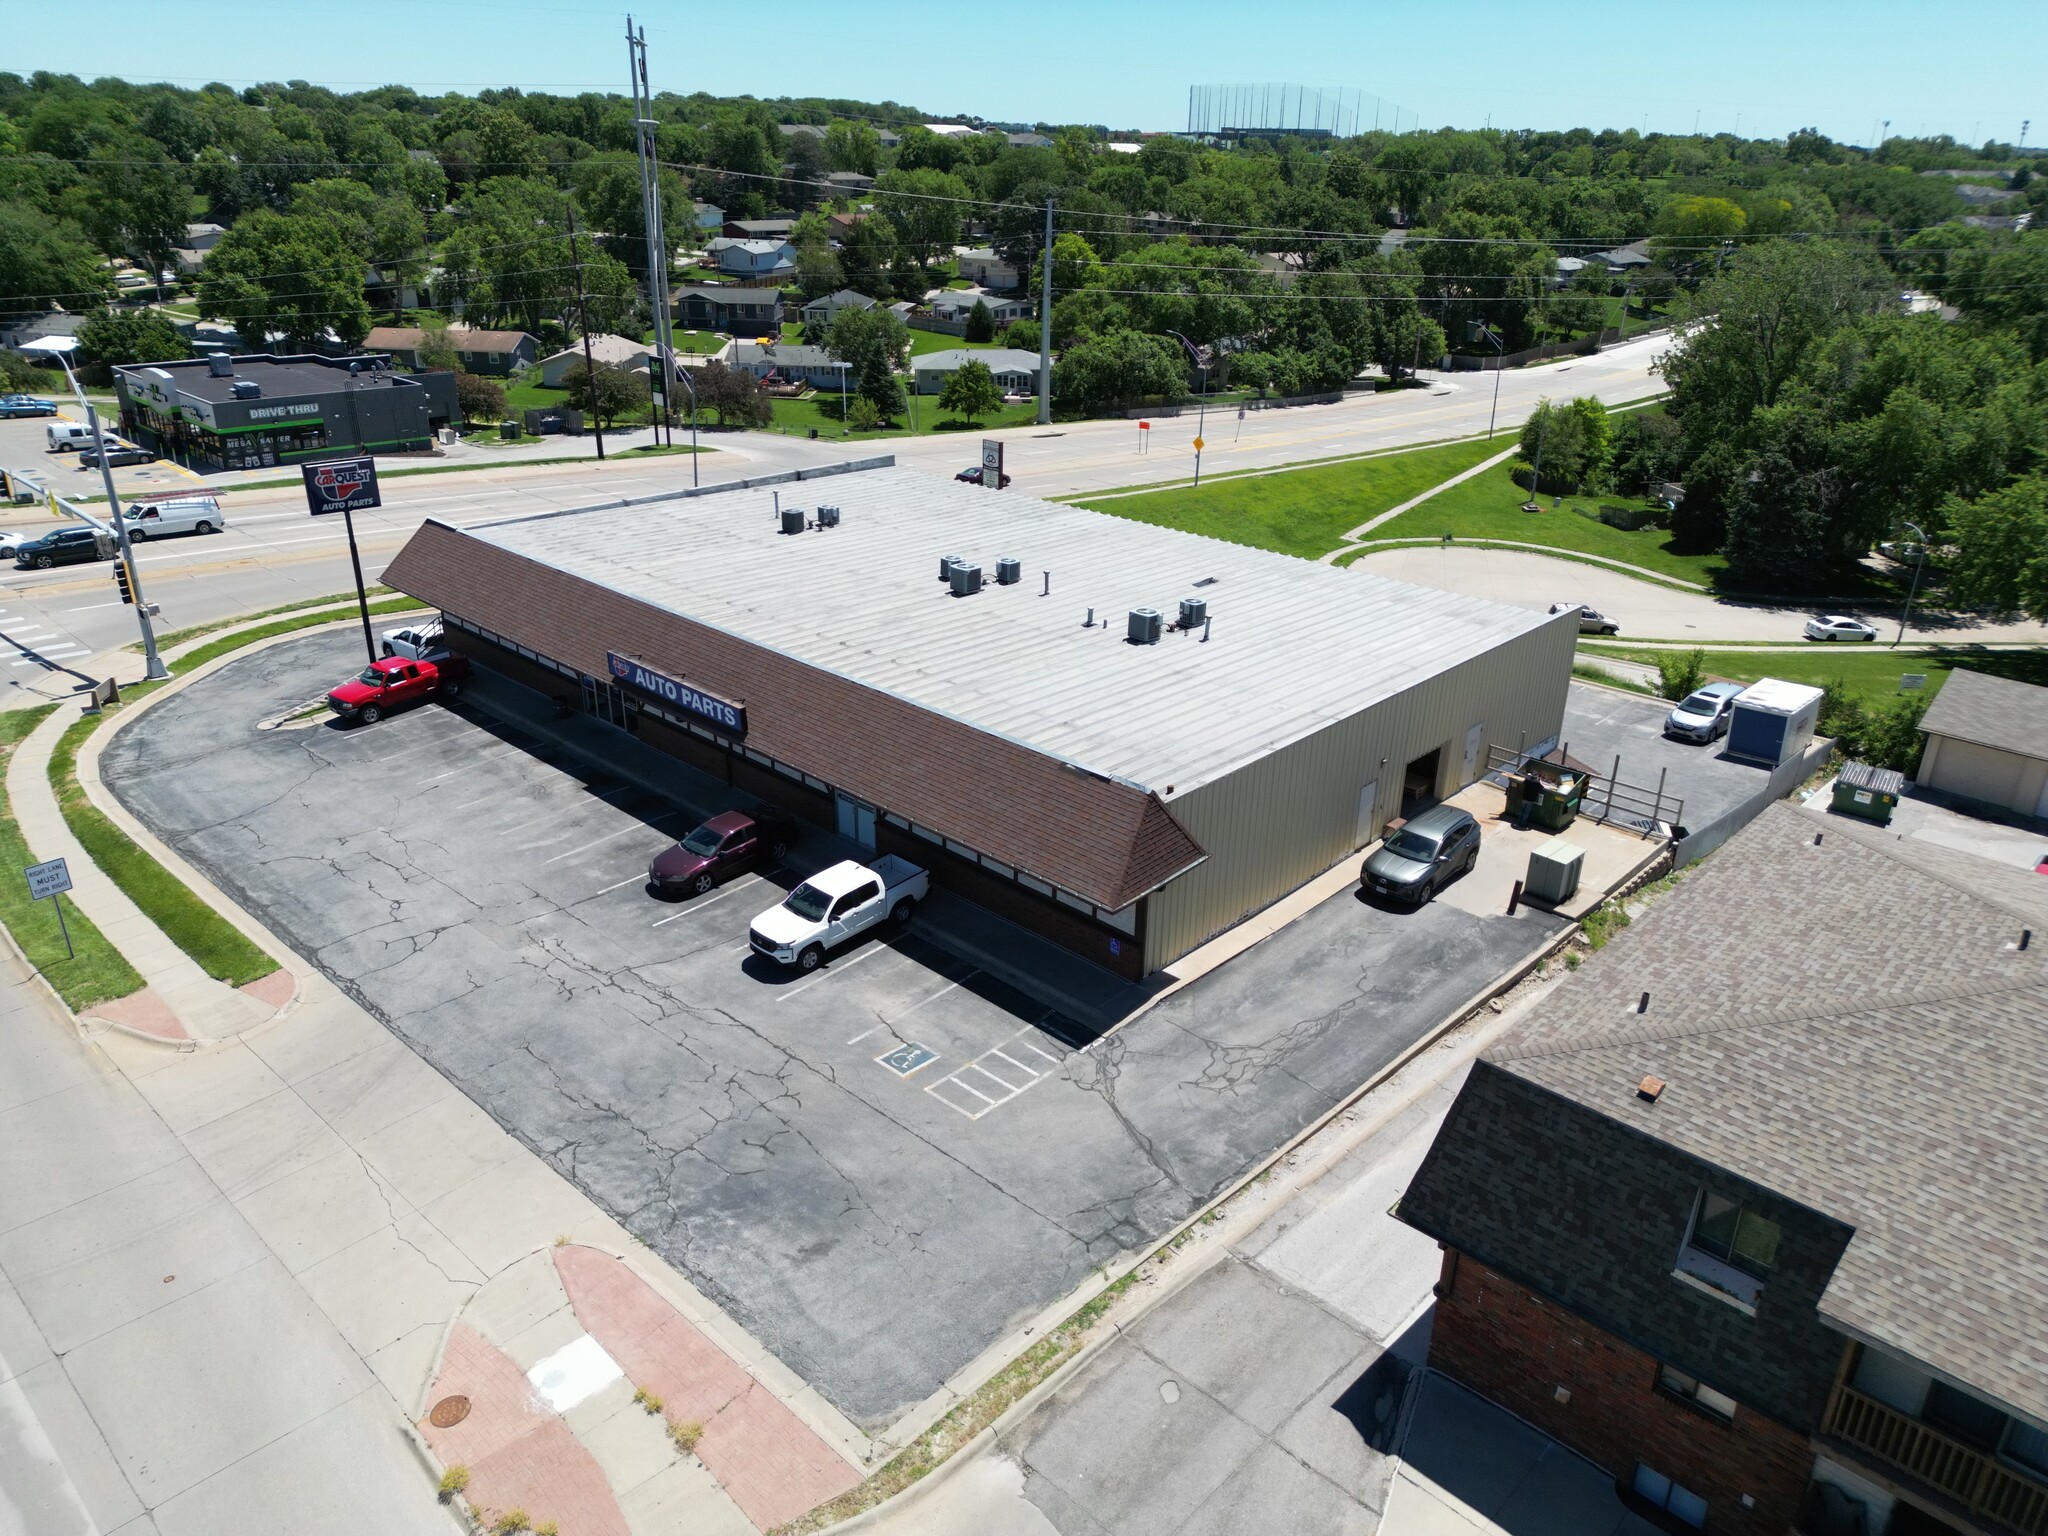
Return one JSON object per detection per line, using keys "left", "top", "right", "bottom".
{"left": 25, "top": 857, "right": 70, "bottom": 901}
{"left": 1900, "top": 674, "right": 1927, "bottom": 691}
{"left": 301, "top": 455, "right": 381, "bottom": 516}
{"left": 1138, "top": 421, "right": 1150, "bottom": 430}
{"left": 1192, "top": 436, "right": 1205, "bottom": 451}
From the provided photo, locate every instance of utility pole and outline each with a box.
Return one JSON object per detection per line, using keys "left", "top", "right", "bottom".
{"left": 627, "top": 15, "right": 678, "bottom": 448}
{"left": 55, "top": 355, "right": 168, "bottom": 682}
{"left": 1036, "top": 196, "right": 1054, "bottom": 426}
{"left": 566, "top": 202, "right": 605, "bottom": 460}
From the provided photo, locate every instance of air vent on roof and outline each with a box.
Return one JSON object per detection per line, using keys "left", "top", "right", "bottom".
{"left": 949, "top": 561, "right": 983, "bottom": 597}
{"left": 1636, "top": 1075, "right": 1665, "bottom": 1104}
{"left": 231, "top": 379, "right": 261, "bottom": 399}
{"left": 207, "top": 355, "right": 234, "bottom": 378}
{"left": 1178, "top": 596, "right": 1207, "bottom": 629}
{"left": 817, "top": 504, "right": 840, "bottom": 528}
{"left": 1193, "top": 576, "right": 1219, "bottom": 588}
{"left": 779, "top": 506, "right": 805, "bottom": 535}
{"left": 995, "top": 556, "right": 1021, "bottom": 585}
{"left": 1128, "top": 607, "right": 1161, "bottom": 645}
{"left": 939, "top": 553, "right": 962, "bottom": 580}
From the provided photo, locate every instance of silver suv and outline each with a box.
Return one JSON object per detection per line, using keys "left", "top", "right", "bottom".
{"left": 1361, "top": 805, "right": 1481, "bottom": 905}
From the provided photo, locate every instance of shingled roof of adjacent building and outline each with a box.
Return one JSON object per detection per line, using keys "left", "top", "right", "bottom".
{"left": 1417, "top": 800, "right": 2048, "bottom": 1423}
{"left": 1917, "top": 666, "right": 2048, "bottom": 761}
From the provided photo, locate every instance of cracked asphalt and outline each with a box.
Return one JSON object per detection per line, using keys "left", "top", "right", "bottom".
{"left": 104, "top": 631, "right": 1562, "bottom": 1429}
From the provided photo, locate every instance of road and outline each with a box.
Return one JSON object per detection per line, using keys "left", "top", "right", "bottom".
{"left": 0, "top": 337, "right": 1668, "bottom": 699}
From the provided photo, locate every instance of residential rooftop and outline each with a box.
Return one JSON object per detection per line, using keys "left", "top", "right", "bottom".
{"left": 1917, "top": 666, "right": 2048, "bottom": 761}
{"left": 451, "top": 462, "right": 1559, "bottom": 794}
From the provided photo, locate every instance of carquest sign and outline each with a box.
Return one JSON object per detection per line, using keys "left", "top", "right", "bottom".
{"left": 607, "top": 653, "right": 746, "bottom": 737}
{"left": 301, "top": 455, "right": 381, "bottom": 516}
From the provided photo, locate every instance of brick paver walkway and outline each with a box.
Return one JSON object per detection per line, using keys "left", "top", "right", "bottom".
{"left": 556, "top": 1246, "right": 862, "bottom": 1530}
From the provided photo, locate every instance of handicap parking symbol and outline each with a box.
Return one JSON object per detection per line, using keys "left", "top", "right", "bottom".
{"left": 877, "top": 1043, "right": 938, "bottom": 1077}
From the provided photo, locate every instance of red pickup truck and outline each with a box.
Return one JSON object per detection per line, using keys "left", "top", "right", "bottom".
{"left": 326, "top": 654, "right": 469, "bottom": 725}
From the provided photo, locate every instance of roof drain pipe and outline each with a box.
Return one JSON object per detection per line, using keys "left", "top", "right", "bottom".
{"left": 1084, "top": 606, "right": 1094, "bottom": 628}
{"left": 1202, "top": 616, "right": 1212, "bottom": 642}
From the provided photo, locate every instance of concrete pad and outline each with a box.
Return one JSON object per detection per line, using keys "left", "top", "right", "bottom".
{"left": 0, "top": 994, "right": 104, "bottom": 1115}
{"left": 1436, "top": 781, "right": 1664, "bottom": 923}
{"left": 229, "top": 1144, "right": 415, "bottom": 1275}
{"left": 365, "top": 1320, "right": 450, "bottom": 1409}
{"left": 2, "top": 1357, "right": 146, "bottom": 1535}
{"left": 1178, "top": 1439, "right": 1378, "bottom": 1536}
{"left": 297, "top": 1215, "right": 482, "bottom": 1360}
{"left": 1123, "top": 1257, "right": 1373, "bottom": 1435}
{"left": 1274, "top": 1367, "right": 1402, "bottom": 1509}
{"left": 149, "top": 1388, "right": 449, "bottom": 1536}
{"left": 59, "top": 1257, "right": 373, "bottom": 1504}
{"left": 1383, "top": 1465, "right": 1498, "bottom": 1535}
{"left": 126, "top": 1042, "right": 286, "bottom": 1135}
{"left": 244, "top": 996, "right": 397, "bottom": 1087}
{"left": 569, "top": 1381, "right": 678, "bottom": 1499}
{"left": 289, "top": 1032, "right": 457, "bottom": 1143}
{"left": 179, "top": 1086, "right": 350, "bottom": 1202}
{"left": 856, "top": 1449, "right": 1063, "bottom": 1536}
{"left": 354, "top": 1094, "right": 521, "bottom": 1214}
{"left": 0, "top": 1156, "right": 272, "bottom": 1353}
{"left": 0, "top": 1074, "right": 184, "bottom": 1232}
{"left": 461, "top": 1249, "right": 575, "bottom": 1357}
{"left": 500, "top": 1302, "right": 588, "bottom": 1373}
{"left": 620, "top": 1455, "right": 760, "bottom": 1536}
{"left": 0, "top": 1258, "right": 55, "bottom": 1387}
{"left": 415, "top": 1154, "right": 595, "bottom": 1278}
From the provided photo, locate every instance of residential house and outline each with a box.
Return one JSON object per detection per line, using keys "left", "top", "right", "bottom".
{"left": 825, "top": 211, "right": 866, "bottom": 244}
{"left": 0, "top": 311, "right": 89, "bottom": 356}
{"left": 957, "top": 248, "right": 1022, "bottom": 290}
{"left": 536, "top": 333, "right": 654, "bottom": 389}
{"left": 1554, "top": 255, "right": 1591, "bottom": 286}
{"left": 729, "top": 341, "right": 847, "bottom": 391}
{"left": 799, "top": 289, "right": 878, "bottom": 330}
{"left": 1953, "top": 182, "right": 2013, "bottom": 208}
{"left": 1004, "top": 131, "right": 1053, "bottom": 148}
{"left": 705, "top": 238, "right": 797, "bottom": 280}
{"left": 361, "top": 326, "right": 538, "bottom": 375}
{"left": 693, "top": 202, "right": 725, "bottom": 232}
{"left": 927, "top": 289, "right": 1033, "bottom": 329}
{"left": 1913, "top": 667, "right": 2048, "bottom": 819}
{"left": 1397, "top": 800, "right": 2048, "bottom": 1536}
{"left": 876, "top": 128, "right": 901, "bottom": 148}
{"left": 672, "top": 285, "right": 785, "bottom": 338}
{"left": 913, "top": 347, "right": 1041, "bottom": 396}
{"left": 1595, "top": 240, "right": 1653, "bottom": 274}
{"left": 776, "top": 123, "right": 826, "bottom": 141}
{"left": 184, "top": 222, "right": 228, "bottom": 252}
{"left": 821, "top": 170, "right": 875, "bottom": 196}
{"left": 722, "top": 217, "right": 797, "bottom": 241}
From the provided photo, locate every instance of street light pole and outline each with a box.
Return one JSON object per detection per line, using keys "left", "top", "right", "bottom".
{"left": 1165, "top": 329, "right": 1207, "bottom": 487}
{"left": 834, "top": 361, "right": 850, "bottom": 437}
{"left": 1480, "top": 324, "right": 1505, "bottom": 439}
{"left": 1892, "top": 519, "right": 1929, "bottom": 648}
{"left": 55, "top": 355, "right": 169, "bottom": 682}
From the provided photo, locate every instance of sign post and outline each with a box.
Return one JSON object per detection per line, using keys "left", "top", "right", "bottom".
{"left": 25, "top": 857, "right": 73, "bottom": 960}
{"left": 302, "top": 456, "right": 382, "bottom": 666}
{"left": 980, "top": 438, "right": 1004, "bottom": 489}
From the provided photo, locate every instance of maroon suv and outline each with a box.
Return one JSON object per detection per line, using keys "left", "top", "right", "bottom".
{"left": 647, "top": 810, "right": 794, "bottom": 897}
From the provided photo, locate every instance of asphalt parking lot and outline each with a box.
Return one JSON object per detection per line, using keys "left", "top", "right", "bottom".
{"left": 106, "top": 630, "right": 1563, "bottom": 1429}
{"left": 0, "top": 408, "right": 207, "bottom": 507}
{"left": 1557, "top": 679, "right": 1778, "bottom": 833}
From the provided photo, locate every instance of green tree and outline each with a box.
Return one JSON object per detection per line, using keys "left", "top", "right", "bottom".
{"left": 0, "top": 200, "right": 111, "bottom": 314}
{"left": 874, "top": 168, "right": 970, "bottom": 272}
{"left": 1718, "top": 405, "right": 1857, "bottom": 589}
{"left": 1518, "top": 397, "right": 1612, "bottom": 493}
{"left": 1030, "top": 232, "right": 1104, "bottom": 298}
{"left": 562, "top": 359, "right": 648, "bottom": 431}
{"left": 79, "top": 139, "right": 190, "bottom": 300}
{"left": 962, "top": 299, "right": 995, "bottom": 343}
{"left": 1943, "top": 474, "right": 2048, "bottom": 618}
{"left": 824, "top": 119, "right": 880, "bottom": 177}
{"left": 826, "top": 305, "right": 910, "bottom": 418}
{"left": 198, "top": 209, "right": 373, "bottom": 350}
{"left": 415, "top": 313, "right": 460, "bottom": 371}
{"left": 696, "top": 360, "right": 772, "bottom": 428}
{"left": 454, "top": 371, "right": 507, "bottom": 425}
{"left": 937, "top": 358, "right": 1004, "bottom": 424}
{"left": 839, "top": 216, "right": 896, "bottom": 299}
{"left": 76, "top": 310, "right": 191, "bottom": 371}
{"left": 1053, "top": 328, "right": 1186, "bottom": 413}
{"left": 1650, "top": 195, "right": 1749, "bottom": 281}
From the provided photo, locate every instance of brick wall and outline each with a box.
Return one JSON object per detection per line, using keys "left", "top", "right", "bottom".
{"left": 1431, "top": 1250, "right": 1817, "bottom": 1536}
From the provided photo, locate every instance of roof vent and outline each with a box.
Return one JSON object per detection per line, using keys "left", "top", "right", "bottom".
{"left": 1128, "top": 607, "right": 1161, "bottom": 645}
{"left": 995, "top": 556, "right": 1021, "bottom": 585}
{"left": 939, "top": 553, "right": 962, "bottom": 581}
{"left": 1178, "top": 596, "right": 1207, "bottom": 629}
{"left": 1636, "top": 1074, "right": 1665, "bottom": 1103}
{"left": 948, "top": 561, "right": 983, "bottom": 597}
{"left": 207, "top": 355, "right": 234, "bottom": 378}
{"left": 231, "top": 379, "right": 261, "bottom": 399}
{"left": 780, "top": 506, "right": 805, "bottom": 535}
{"left": 816, "top": 504, "right": 840, "bottom": 528}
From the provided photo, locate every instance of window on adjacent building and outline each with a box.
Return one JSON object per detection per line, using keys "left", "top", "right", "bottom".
{"left": 1689, "top": 1193, "right": 1782, "bottom": 1278}
{"left": 1656, "top": 1365, "right": 1738, "bottom": 1422}
{"left": 1633, "top": 1463, "right": 1708, "bottom": 1528}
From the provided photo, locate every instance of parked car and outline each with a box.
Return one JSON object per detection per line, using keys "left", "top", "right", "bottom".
{"left": 648, "top": 809, "right": 796, "bottom": 897}
{"left": 0, "top": 394, "right": 57, "bottom": 419}
{"left": 1360, "top": 805, "right": 1481, "bottom": 906}
{"left": 1550, "top": 602, "right": 1620, "bottom": 635}
{"left": 119, "top": 493, "right": 222, "bottom": 539}
{"left": 46, "top": 422, "right": 93, "bottom": 452}
{"left": 956, "top": 466, "right": 1012, "bottom": 488}
{"left": 748, "top": 855, "right": 927, "bottom": 971}
{"left": 379, "top": 622, "right": 444, "bottom": 660}
{"left": 14, "top": 526, "right": 110, "bottom": 569}
{"left": 325, "top": 654, "right": 469, "bottom": 724}
{"left": 77, "top": 441, "right": 155, "bottom": 469}
{"left": 1804, "top": 614, "right": 1877, "bottom": 642}
{"left": 1664, "top": 681, "right": 1746, "bottom": 744}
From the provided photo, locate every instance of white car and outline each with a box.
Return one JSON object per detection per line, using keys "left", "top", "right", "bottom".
{"left": 1804, "top": 614, "right": 1877, "bottom": 642}
{"left": 1551, "top": 602, "right": 1620, "bottom": 635}
{"left": 748, "top": 855, "right": 927, "bottom": 972}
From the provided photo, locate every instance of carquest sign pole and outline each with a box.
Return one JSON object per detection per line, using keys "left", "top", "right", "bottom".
{"left": 302, "top": 456, "right": 382, "bottom": 665}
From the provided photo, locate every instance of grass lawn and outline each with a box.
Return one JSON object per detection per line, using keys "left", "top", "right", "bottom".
{"left": 1581, "top": 642, "right": 2048, "bottom": 710}
{"left": 1078, "top": 435, "right": 1509, "bottom": 562}
{"left": 0, "top": 707, "right": 144, "bottom": 1012}
{"left": 765, "top": 392, "right": 1039, "bottom": 442}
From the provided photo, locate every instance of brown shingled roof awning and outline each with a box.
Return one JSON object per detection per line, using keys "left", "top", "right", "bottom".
{"left": 383, "top": 521, "right": 1206, "bottom": 911}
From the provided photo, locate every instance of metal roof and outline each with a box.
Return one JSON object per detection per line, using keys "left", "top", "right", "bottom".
{"left": 459, "top": 464, "right": 1563, "bottom": 795}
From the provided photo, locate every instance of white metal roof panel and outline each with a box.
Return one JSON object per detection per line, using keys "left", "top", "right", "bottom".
{"left": 465, "top": 465, "right": 1560, "bottom": 792}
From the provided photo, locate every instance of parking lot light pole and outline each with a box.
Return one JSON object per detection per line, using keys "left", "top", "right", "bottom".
{"left": 1479, "top": 324, "right": 1505, "bottom": 439}
{"left": 52, "top": 353, "right": 169, "bottom": 682}
{"left": 1892, "top": 519, "right": 1929, "bottom": 648}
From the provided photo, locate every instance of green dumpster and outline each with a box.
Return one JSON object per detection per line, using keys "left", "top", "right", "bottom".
{"left": 1833, "top": 760, "right": 1904, "bottom": 826}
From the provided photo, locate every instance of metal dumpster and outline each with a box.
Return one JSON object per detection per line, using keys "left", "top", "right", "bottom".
{"left": 1832, "top": 760, "right": 1904, "bottom": 826}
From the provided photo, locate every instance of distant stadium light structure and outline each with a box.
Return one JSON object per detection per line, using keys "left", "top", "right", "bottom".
{"left": 1185, "top": 84, "right": 1416, "bottom": 144}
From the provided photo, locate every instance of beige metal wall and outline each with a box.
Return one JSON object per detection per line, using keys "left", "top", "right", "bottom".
{"left": 1143, "top": 612, "right": 1579, "bottom": 969}
{"left": 1920, "top": 734, "right": 2048, "bottom": 817}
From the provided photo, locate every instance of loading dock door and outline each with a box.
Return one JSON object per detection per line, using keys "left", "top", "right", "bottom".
{"left": 835, "top": 793, "right": 877, "bottom": 849}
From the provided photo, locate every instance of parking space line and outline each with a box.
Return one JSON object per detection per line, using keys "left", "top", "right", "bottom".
{"left": 544, "top": 812, "right": 681, "bottom": 864}
{"left": 651, "top": 877, "right": 760, "bottom": 926}
{"left": 772, "top": 941, "right": 903, "bottom": 1002}
{"left": 963, "top": 1061, "right": 1023, "bottom": 1093}
{"left": 592, "top": 874, "right": 645, "bottom": 897}
{"left": 845, "top": 1023, "right": 886, "bottom": 1046}
{"left": 884, "top": 969, "right": 977, "bottom": 1023}
{"left": 923, "top": 1022, "right": 1067, "bottom": 1120}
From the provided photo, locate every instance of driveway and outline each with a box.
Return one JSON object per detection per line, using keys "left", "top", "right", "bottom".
{"left": 1556, "top": 681, "right": 1778, "bottom": 835}
{"left": 104, "top": 630, "right": 1562, "bottom": 1429}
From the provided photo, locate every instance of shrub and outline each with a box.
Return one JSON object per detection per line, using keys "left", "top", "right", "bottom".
{"left": 634, "top": 1387, "right": 664, "bottom": 1415}
{"left": 437, "top": 1466, "right": 469, "bottom": 1501}
{"left": 492, "top": 1511, "right": 530, "bottom": 1534}
{"left": 1654, "top": 648, "right": 1706, "bottom": 701}
{"left": 846, "top": 396, "right": 881, "bottom": 431}
{"left": 1857, "top": 692, "right": 1930, "bottom": 774}
{"left": 454, "top": 371, "right": 506, "bottom": 425}
{"left": 668, "top": 1417, "right": 704, "bottom": 1453}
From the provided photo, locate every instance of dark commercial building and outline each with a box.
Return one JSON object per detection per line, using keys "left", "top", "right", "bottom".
{"left": 1398, "top": 802, "right": 2048, "bottom": 1536}
{"left": 115, "top": 354, "right": 459, "bottom": 473}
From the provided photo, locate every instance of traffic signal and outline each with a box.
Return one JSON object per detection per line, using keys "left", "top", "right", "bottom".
{"left": 113, "top": 561, "right": 133, "bottom": 605}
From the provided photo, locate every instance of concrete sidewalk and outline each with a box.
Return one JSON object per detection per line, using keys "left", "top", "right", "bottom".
{"left": 0, "top": 620, "right": 873, "bottom": 1534}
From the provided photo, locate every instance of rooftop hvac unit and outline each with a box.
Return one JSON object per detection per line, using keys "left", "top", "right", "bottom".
{"left": 995, "top": 556, "right": 1021, "bottom": 585}
{"left": 231, "top": 379, "right": 261, "bottom": 399}
{"left": 1128, "top": 607, "right": 1162, "bottom": 645}
{"left": 817, "top": 504, "right": 840, "bottom": 528}
{"left": 949, "top": 561, "right": 983, "bottom": 596}
{"left": 780, "top": 506, "right": 805, "bottom": 535}
{"left": 1178, "top": 596, "right": 1207, "bottom": 629}
{"left": 207, "top": 355, "right": 234, "bottom": 378}
{"left": 939, "top": 553, "right": 962, "bottom": 580}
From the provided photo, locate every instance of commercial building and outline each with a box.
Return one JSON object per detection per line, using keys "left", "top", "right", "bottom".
{"left": 1397, "top": 801, "right": 2048, "bottom": 1536}
{"left": 1915, "top": 668, "right": 2048, "bottom": 820}
{"left": 383, "top": 462, "right": 1574, "bottom": 979}
{"left": 114, "top": 354, "right": 459, "bottom": 473}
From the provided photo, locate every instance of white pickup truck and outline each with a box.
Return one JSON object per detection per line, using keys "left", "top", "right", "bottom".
{"left": 381, "top": 621, "right": 445, "bottom": 660}
{"left": 748, "top": 855, "right": 927, "bottom": 972}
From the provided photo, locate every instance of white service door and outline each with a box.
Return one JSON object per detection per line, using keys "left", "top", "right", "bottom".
{"left": 1463, "top": 723, "right": 1486, "bottom": 782}
{"left": 1356, "top": 781, "right": 1380, "bottom": 847}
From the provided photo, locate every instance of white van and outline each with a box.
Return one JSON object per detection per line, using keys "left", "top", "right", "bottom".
{"left": 120, "top": 493, "right": 225, "bottom": 539}
{"left": 46, "top": 422, "right": 93, "bottom": 452}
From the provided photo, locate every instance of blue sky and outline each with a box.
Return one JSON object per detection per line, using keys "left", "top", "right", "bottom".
{"left": 16, "top": 0, "right": 2044, "bottom": 147}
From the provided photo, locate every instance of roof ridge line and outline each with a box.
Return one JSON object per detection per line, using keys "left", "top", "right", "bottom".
{"left": 1787, "top": 802, "right": 2048, "bottom": 927}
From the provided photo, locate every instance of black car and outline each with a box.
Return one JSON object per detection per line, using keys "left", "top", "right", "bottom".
{"left": 15, "top": 527, "right": 109, "bottom": 569}
{"left": 955, "top": 466, "right": 1012, "bottom": 488}
{"left": 1360, "top": 804, "right": 1482, "bottom": 905}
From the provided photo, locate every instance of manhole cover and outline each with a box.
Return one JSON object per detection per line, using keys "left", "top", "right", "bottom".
{"left": 429, "top": 1395, "right": 471, "bottom": 1428}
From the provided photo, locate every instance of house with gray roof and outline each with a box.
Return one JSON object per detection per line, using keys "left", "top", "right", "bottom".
{"left": 1915, "top": 667, "right": 2048, "bottom": 819}
{"left": 799, "top": 289, "right": 878, "bottom": 330}
{"left": 706, "top": 237, "right": 796, "bottom": 280}
{"left": 912, "top": 347, "right": 1041, "bottom": 396}
{"left": 728, "top": 341, "right": 846, "bottom": 390}
{"left": 1398, "top": 799, "right": 2048, "bottom": 1536}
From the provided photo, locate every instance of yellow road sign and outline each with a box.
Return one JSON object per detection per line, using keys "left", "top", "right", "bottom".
{"left": 1192, "top": 436, "right": 1205, "bottom": 451}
